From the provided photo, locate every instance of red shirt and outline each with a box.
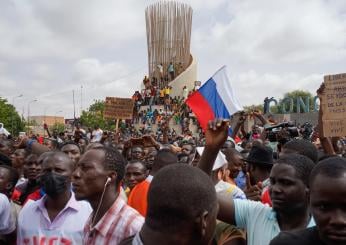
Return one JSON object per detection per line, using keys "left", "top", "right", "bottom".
{"left": 127, "top": 176, "right": 152, "bottom": 217}
{"left": 12, "top": 187, "right": 42, "bottom": 206}
{"left": 261, "top": 187, "right": 272, "bottom": 207}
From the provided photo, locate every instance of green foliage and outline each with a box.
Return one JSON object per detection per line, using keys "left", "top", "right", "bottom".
{"left": 278, "top": 90, "right": 314, "bottom": 113}
{"left": 243, "top": 104, "right": 280, "bottom": 114}
{"left": 80, "top": 100, "right": 115, "bottom": 130}
{"left": 0, "top": 97, "right": 24, "bottom": 136}
{"left": 243, "top": 104, "right": 264, "bottom": 113}
{"left": 49, "top": 122, "right": 65, "bottom": 133}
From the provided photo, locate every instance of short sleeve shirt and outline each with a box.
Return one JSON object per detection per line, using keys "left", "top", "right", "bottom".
{"left": 84, "top": 196, "right": 144, "bottom": 244}
{"left": 0, "top": 193, "right": 15, "bottom": 235}
{"left": 234, "top": 199, "right": 315, "bottom": 245}
{"left": 17, "top": 193, "right": 92, "bottom": 244}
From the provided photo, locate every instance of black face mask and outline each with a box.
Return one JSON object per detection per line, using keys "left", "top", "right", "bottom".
{"left": 40, "top": 172, "right": 69, "bottom": 197}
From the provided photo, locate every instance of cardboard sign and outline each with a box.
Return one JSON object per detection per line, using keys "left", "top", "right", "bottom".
{"left": 321, "top": 73, "right": 346, "bottom": 137}
{"left": 104, "top": 97, "right": 134, "bottom": 119}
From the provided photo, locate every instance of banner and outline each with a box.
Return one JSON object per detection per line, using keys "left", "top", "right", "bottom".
{"left": 104, "top": 97, "right": 134, "bottom": 120}
{"left": 321, "top": 73, "right": 346, "bottom": 137}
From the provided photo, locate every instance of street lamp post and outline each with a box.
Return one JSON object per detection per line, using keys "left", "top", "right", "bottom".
{"left": 27, "top": 99, "right": 37, "bottom": 135}
{"left": 11, "top": 94, "right": 23, "bottom": 135}
{"left": 43, "top": 106, "right": 50, "bottom": 137}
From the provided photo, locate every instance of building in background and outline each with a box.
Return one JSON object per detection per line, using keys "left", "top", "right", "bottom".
{"left": 28, "top": 115, "right": 65, "bottom": 135}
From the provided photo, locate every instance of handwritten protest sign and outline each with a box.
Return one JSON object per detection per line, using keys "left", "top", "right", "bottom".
{"left": 104, "top": 97, "right": 134, "bottom": 119}
{"left": 321, "top": 73, "right": 346, "bottom": 137}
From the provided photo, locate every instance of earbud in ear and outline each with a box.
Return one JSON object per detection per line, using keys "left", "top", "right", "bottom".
{"left": 106, "top": 177, "right": 111, "bottom": 183}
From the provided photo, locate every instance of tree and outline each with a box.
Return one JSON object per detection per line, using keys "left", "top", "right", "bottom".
{"left": 80, "top": 100, "right": 116, "bottom": 130}
{"left": 49, "top": 122, "right": 65, "bottom": 134}
{"left": 278, "top": 90, "right": 314, "bottom": 113}
{"left": 243, "top": 104, "right": 264, "bottom": 113}
{"left": 0, "top": 97, "right": 24, "bottom": 136}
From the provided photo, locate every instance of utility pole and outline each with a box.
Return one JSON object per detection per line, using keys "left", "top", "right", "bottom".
{"left": 73, "top": 90, "right": 76, "bottom": 120}
{"left": 80, "top": 85, "right": 83, "bottom": 116}
{"left": 27, "top": 99, "right": 37, "bottom": 135}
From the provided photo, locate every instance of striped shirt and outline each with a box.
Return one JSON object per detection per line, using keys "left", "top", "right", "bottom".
{"left": 84, "top": 196, "right": 144, "bottom": 245}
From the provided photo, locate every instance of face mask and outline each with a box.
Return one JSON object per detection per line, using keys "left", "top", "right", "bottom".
{"left": 40, "top": 172, "right": 68, "bottom": 197}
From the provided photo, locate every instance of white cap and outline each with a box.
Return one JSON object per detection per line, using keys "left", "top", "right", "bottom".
{"left": 227, "top": 137, "right": 244, "bottom": 152}
{"left": 196, "top": 147, "right": 227, "bottom": 171}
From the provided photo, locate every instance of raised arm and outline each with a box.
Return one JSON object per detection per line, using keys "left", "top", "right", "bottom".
{"left": 198, "top": 119, "right": 229, "bottom": 175}
{"left": 252, "top": 111, "right": 269, "bottom": 127}
{"left": 198, "top": 119, "right": 236, "bottom": 225}
{"left": 43, "top": 123, "right": 52, "bottom": 138}
{"left": 231, "top": 113, "right": 246, "bottom": 139}
{"left": 15, "top": 137, "right": 50, "bottom": 155}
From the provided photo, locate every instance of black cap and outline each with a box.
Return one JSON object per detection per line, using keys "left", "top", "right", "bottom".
{"left": 246, "top": 145, "right": 273, "bottom": 166}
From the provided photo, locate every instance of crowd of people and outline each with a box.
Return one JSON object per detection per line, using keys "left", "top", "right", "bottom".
{"left": 0, "top": 83, "right": 345, "bottom": 245}
{"left": 132, "top": 79, "right": 195, "bottom": 132}
{"left": 132, "top": 61, "right": 197, "bottom": 131}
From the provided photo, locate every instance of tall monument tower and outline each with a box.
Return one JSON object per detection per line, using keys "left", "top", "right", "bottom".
{"left": 145, "top": 1, "right": 196, "bottom": 95}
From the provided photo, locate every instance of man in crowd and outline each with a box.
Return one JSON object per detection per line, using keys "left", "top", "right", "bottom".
{"left": 125, "top": 160, "right": 148, "bottom": 195}
{"left": 61, "top": 141, "right": 81, "bottom": 164}
{"left": 130, "top": 145, "right": 145, "bottom": 161}
{"left": 0, "top": 139, "right": 14, "bottom": 158}
{"left": 121, "top": 164, "right": 218, "bottom": 245}
{"left": 78, "top": 138, "right": 89, "bottom": 154}
{"left": 0, "top": 165, "right": 19, "bottom": 199}
{"left": 0, "top": 192, "right": 15, "bottom": 241}
{"left": 271, "top": 156, "right": 346, "bottom": 245}
{"left": 223, "top": 148, "right": 244, "bottom": 187}
{"left": 17, "top": 152, "right": 92, "bottom": 244}
{"left": 12, "top": 154, "right": 42, "bottom": 206}
{"left": 44, "top": 138, "right": 58, "bottom": 150}
{"left": 0, "top": 164, "right": 20, "bottom": 228}
{"left": 91, "top": 125, "right": 103, "bottom": 143}
{"left": 167, "top": 62, "right": 175, "bottom": 80}
{"left": 199, "top": 119, "right": 316, "bottom": 245}
{"left": 72, "top": 146, "right": 144, "bottom": 244}
{"left": 10, "top": 149, "right": 26, "bottom": 186}
{"left": 178, "top": 141, "right": 195, "bottom": 164}
{"left": 281, "top": 139, "right": 318, "bottom": 163}
{"left": 127, "top": 149, "right": 178, "bottom": 216}
{"left": 244, "top": 145, "right": 273, "bottom": 201}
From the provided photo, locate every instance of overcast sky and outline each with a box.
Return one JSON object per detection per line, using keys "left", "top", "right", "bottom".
{"left": 1, "top": 0, "right": 346, "bottom": 118}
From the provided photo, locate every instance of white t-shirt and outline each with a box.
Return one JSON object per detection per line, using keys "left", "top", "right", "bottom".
{"left": 91, "top": 129, "right": 103, "bottom": 142}
{"left": 0, "top": 125, "right": 10, "bottom": 137}
{"left": 17, "top": 193, "right": 92, "bottom": 245}
{"left": 215, "top": 180, "right": 246, "bottom": 200}
{"left": 0, "top": 193, "right": 15, "bottom": 235}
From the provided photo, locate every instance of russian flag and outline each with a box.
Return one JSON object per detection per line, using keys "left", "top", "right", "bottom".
{"left": 186, "top": 66, "right": 242, "bottom": 130}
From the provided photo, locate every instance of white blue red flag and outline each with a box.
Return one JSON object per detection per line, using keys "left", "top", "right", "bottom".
{"left": 186, "top": 66, "right": 242, "bottom": 130}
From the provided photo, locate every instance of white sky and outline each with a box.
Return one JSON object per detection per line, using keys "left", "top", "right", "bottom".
{"left": 1, "top": 0, "right": 346, "bottom": 118}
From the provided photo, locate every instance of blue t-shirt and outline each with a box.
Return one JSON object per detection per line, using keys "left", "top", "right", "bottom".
{"left": 235, "top": 171, "right": 246, "bottom": 190}
{"left": 234, "top": 199, "right": 315, "bottom": 245}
